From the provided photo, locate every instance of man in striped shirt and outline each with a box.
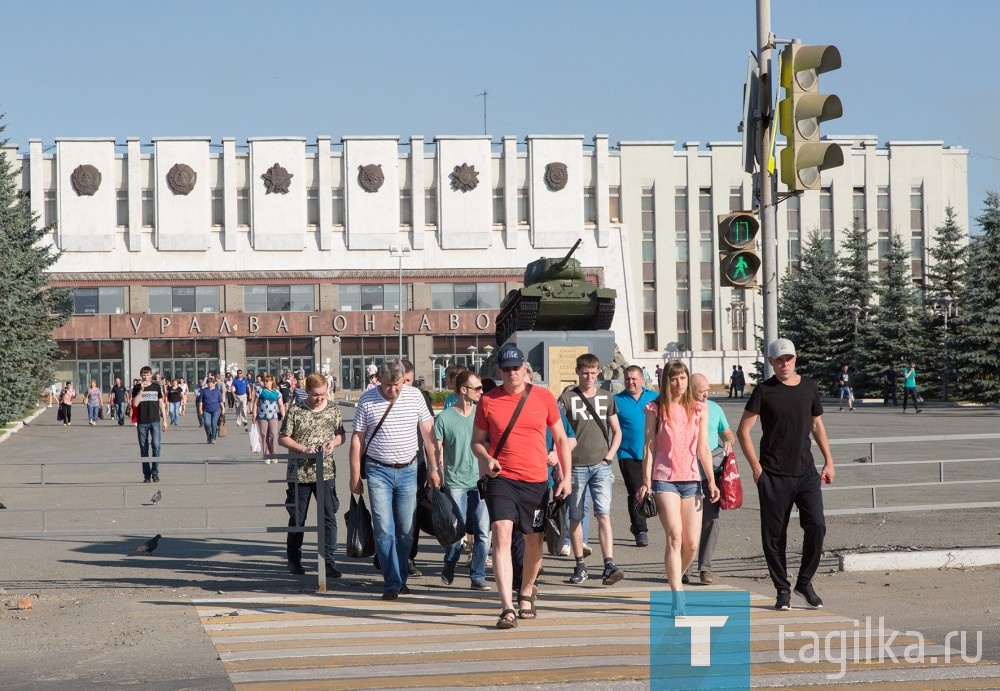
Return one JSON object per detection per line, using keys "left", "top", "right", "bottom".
{"left": 350, "top": 358, "right": 439, "bottom": 600}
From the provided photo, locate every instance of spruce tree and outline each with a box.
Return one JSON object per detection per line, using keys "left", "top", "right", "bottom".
{"left": 778, "top": 229, "right": 841, "bottom": 391}
{"left": 951, "top": 192, "right": 1000, "bottom": 402}
{"left": 0, "top": 118, "right": 69, "bottom": 425}
{"left": 865, "top": 231, "right": 921, "bottom": 394}
{"left": 919, "top": 206, "right": 967, "bottom": 398}
{"left": 836, "top": 220, "right": 877, "bottom": 394}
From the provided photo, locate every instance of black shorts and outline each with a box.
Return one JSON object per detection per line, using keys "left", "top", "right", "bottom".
{"left": 485, "top": 476, "right": 548, "bottom": 535}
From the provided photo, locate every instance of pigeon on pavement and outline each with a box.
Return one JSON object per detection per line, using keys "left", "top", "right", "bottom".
{"left": 134, "top": 534, "right": 161, "bottom": 553}
{"left": 150, "top": 490, "right": 162, "bottom": 503}
{"left": 0, "top": 502, "right": 6, "bottom": 509}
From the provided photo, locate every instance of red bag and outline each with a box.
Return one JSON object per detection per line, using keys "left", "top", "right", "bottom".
{"left": 719, "top": 451, "right": 743, "bottom": 510}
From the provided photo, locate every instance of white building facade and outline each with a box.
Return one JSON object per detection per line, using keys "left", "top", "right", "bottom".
{"left": 8, "top": 134, "right": 968, "bottom": 389}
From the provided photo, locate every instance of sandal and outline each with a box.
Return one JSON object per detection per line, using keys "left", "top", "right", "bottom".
{"left": 518, "top": 593, "right": 538, "bottom": 620}
{"left": 496, "top": 608, "right": 518, "bottom": 629}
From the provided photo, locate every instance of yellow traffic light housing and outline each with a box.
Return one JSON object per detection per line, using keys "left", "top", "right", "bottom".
{"left": 718, "top": 212, "right": 761, "bottom": 288}
{"left": 778, "top": 43, "right": 844, "bottom": 191}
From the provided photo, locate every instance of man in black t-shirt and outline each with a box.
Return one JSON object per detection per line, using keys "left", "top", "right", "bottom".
{"left": 109, "top": 377, "right": 129, "bottom": 426}
{"left": 132, "top": 366, "right": 168, "bottom": 483}
{"left": 736, "top": 338, "right": 835, "bottom": 612}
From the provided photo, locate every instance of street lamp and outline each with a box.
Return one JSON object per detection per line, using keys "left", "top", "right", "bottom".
{"left": 728, "top": 299, "right": 747, "bottom": 355}
{"left": 466, "top": 344, "right": 478, "bottom": 369}
{"left": 929, "top": 290, "right": 959, "bottom": 400}
{"left": 427, "top": 354, "right": 437, "bottom": 390}
{"left": 844, "top": 299, "right": 862, "bottom": 355}
{"left": 389, "top": 245, "right": 411, "bottom": 360}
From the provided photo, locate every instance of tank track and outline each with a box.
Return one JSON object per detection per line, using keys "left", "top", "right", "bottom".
{"left": 594, "top": 297, "right": 615, "bottom": 331}
{"left": 495, "top": 295, "right": 540, "bottom": 346}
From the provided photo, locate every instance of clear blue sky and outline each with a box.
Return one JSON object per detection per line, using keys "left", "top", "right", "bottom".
{"left": 4, "top": 0, "right": 997, "bottom": 232}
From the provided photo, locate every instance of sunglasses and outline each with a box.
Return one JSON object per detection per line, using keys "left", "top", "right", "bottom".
{"left": 464, "top": 385, "right": 484, "bottom": 392}
{"left": 500, "top": 366, "right": 521, "bottom": 373}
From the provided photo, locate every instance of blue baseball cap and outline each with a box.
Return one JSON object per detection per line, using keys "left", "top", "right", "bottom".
{"left": 497, "top": 346, "right": 525, "bottom": 369}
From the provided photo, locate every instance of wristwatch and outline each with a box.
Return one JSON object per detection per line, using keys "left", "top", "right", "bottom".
{"left": 429, "top": 466, "right": 441, "bottom": 472}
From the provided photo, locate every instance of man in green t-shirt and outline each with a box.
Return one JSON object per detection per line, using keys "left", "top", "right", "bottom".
{"left": 434, "top": 370, "right": 490, "bottom": 591}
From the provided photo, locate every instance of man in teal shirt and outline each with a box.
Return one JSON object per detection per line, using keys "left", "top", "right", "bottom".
{"left": 613, "top": 365, "right": 658, "bottom": 547}
{"left": 434, "top": 370, "right": 490, "bottom": 590}
{"left": 689, "top": 373, "right": 737, "bottom": 584}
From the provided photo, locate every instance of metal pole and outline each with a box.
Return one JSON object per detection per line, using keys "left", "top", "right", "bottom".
{"left": 315, "top": 449, "right": 327, "bottom": 593}
{"left": 756, "top": 0, "right": 778, "bottom": 378}
{"left": 398, "top": 254, "right": 404, "bottom": 359}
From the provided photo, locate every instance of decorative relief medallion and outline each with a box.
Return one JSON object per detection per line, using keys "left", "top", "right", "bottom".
{"left": 544, "top": 162, "right": 568, "bottom": 191}
{"left": 358, "top": 164, "right": 385, "bottom": 193}
{"left": 166, "top": 163, "right": 197, "bottom": 195}
{"left": 450, "top": 163, "right": 480, "bottom": 192}
{"left": 70, "top": 164, "right": 102, "bottom": 196}
{"left": 261, "top": 162, "right": 293, "bottom": 194}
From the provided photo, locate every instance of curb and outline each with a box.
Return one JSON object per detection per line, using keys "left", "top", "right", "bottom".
{"left": 0, "top": 405, "right": 50, "bottom": 445}
{"left": 839, "top": 547, "right": 1000, "bottom": 572}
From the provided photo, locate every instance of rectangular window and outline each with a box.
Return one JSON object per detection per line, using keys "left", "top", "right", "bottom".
{"left": 609, "top": 186, "right": 621, "bottom": 222}
{"left": 44, "top": 190, "right": 57, "bottom": 228}
{"left": 141, "top": 190, "right": 155, "bottom": 227}
{"left": 729, "top": 186, "right": 742, "bottom": 212}
{"left": 195, "top": 286, "right": 220, "bottom": 313}
{"left": 641, "top": 187, "right": 654, "bottom": 232}
{"left": 399, "top": 189, "right": 412, "bottom": 227}
{"left": 431, "top": 283, "right": 454, "bottom": 310}
{"left": 517, "top": 188, "right": 529, "bottom": 225}
{"left": 698, "top": 188, "right": 712, "bottom": 232}
{"left": 332, "top": 188, "right": 345, "bottom": 225}
{"left": 584, "top": 187, "right": 596, "bottom": 224}
{"left": 211, "top": 188, "right": 224, "bottom": 226}
{"left": 700, "top": 232, "right": 713, "bottom": 262}
{"left": 289, "top": 285, "right": 314, "bottom": 311}
{"left": 643, "top": 333, "right": 657, "bottom": 352}
{"left": 454, "top": 283, "right": 477, "bottom": 310}
{"left": 853, "top": 187, "right": 866, "bottom": 227}
{"left": 307, "top": 188, "right": 319, "bottom": 226}
{"left": 674, "top": 188, "right": 687, "bottom": 231}
{"left": 476, "top": 282, "right": 501, "bottom": 309}
{"left": 339, "top": 285, "right": 360, "bottom": 311}
{"left": 148, "top": 287, "right": 172, "bottom": 314}
{"left": 425, "top": 187, "right": 437, "bottom": 226}
{"left": 384, "top": 283, "right": 401, "bottom": 311}
{"left": 820, "top": 187, "right": 833, "bottom": 231}
{"left": 786, "top": 194, "right": 801, "bottom": 267}
{"left": 266, "top": 286, "right": 291, "bottom": 312}
{"left": 73, "top": 287, "right": 125, "bottom": 314}
{"left": 116, "top": 190, "right": 128, "bottom": 226}
{"left": 237, "top": 188, "right": 249, "bottom": 226}
{"left": 910, "top": 185, "right": 924, "bottom": 230}
{"left": 244, "top": 286, "right": 266, "bottom": 312}
{"left": 642, "top": 230, "right": 655, "bottom": 262}
{"left": 877, "top": 186, "right": 890, "bottom": 230}
{"left": 149, "top": 286, "right": 220, "bottom": 313}
{"left": 492, "top": 187, "right": 504, "bottom": 225}
{"left": 643, "top": 285, "right": 656, "bottom": 311}
{"left": 172, "top": 287, "right": 196, "bottom": 313}
{"left": 360, "top": 284, "right": 384, "bottom": 310}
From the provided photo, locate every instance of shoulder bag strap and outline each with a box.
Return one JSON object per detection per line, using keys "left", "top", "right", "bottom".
{"left": 361, "top": 397, "right": 396, "bottom": 458}
{"left": 492, "top": 384, "right": 532, "bottom": 460}
{"left": 573, "top": 386, "right": 609, "bottom": 445}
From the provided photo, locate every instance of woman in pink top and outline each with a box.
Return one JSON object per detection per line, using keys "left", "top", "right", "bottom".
{"left": 638, "top": 361, "right": 719, "bottom": 613}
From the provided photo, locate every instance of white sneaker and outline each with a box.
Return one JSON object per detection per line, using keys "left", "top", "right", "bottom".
{"left": 558, "top": 545, "right": 571, "bottom": 557}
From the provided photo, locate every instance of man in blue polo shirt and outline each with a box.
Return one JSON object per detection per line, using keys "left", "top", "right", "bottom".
{"left": 231, "top": 369, "right": 251, "bottom": 427}
{"left": 613, "top": 364, "right": 658, "bottom": 547}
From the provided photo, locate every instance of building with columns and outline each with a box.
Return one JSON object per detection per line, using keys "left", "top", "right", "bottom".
{"left": 8, "top": 133, "right": 967, "bottom": 390}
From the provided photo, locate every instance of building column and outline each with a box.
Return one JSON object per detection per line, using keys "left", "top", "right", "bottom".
{"left": 127, "top": 138, "right": 142, "bottom": 251}
{"left": 594, "top": 135, "right": 610, "bottom": 248}
{"left": 410, "top": 137, "right": 425, "bottom": 250}
{"left": 317, "top": 136, "right": 332, "bottom": 251}
{"left": 503, "top": 136, "right": 518, "bottom": 248}
{"left": 222, "top": 137, "right": 238, "bottom": 251}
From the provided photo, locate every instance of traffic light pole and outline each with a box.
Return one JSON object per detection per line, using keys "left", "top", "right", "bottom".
{"left": 756, "top": 0, "right": 778, "bottom": 378}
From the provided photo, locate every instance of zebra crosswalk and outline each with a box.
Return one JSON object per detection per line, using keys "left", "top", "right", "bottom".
{"left": 193, "top": 585, "right": 999, "bottom": 689}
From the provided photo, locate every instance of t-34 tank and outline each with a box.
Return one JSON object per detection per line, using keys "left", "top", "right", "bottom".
{"left": 495, "top": 239, "right": 616, "bottom": 346}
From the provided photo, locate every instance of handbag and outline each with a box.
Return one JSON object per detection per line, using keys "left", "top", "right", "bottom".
{"left": 218, "top": 413, "right": 228, "bottom": 438}
{"left": 344, "top": 494, "right": 376, "bottom": 558}
{"left": 718, "top": 451, "right": 743, "bottom": 510}
{"left": 637, "top": 492, "right": 658, "bottom": 518}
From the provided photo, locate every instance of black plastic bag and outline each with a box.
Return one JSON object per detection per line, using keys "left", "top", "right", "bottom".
{"left": 544, "top": 493, "right": 565, "bottom": 556}
{"left": 417, "top": 485, "right": 436, "bottom": 536}
{"left": 344, "top": 494, "right": 375, "bottom": 558}
{"left": 429, "top": 485, "right": 465, "bottom": 547}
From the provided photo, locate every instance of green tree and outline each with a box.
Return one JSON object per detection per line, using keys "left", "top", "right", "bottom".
{"left": 919, "top": 206, "right": 967, "bottom": 399}
{"left": 864, "top": 231, "right": 921, "bottom": 395}
{"left": 837, "top": 220, "right": 877, "bottom": 394}
{"left": 778, "top": 229, "right": 841, "bottom": 391}
{"left": 950, "top": 191, "right": 1000, "bottom": 402}
{"left": 0, "top": 118, "right": 69, "bottom": 425}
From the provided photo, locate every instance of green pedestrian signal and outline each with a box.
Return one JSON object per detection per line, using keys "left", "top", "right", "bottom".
{"left": 718, "top": 212, "right": 761, "bottom": 288}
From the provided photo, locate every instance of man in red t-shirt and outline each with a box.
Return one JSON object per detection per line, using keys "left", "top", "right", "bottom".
{"left": 472, "top": 346, "right": 572, "bottom": 629}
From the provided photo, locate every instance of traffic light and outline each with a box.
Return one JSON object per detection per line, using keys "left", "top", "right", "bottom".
{"left": 778, "top": 43, "right": 844, "bottom": 191}
{"left": 718, "top": 212, "right": 761, "bottom": 288}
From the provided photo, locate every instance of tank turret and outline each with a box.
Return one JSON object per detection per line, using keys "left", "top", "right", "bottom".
{"left": 494, "top": 239, "right": 616, "bottom": 346}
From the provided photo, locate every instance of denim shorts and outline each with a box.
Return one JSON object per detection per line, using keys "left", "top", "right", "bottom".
{"left": 569, "top": 463, "right": 613, "bottom": 521}
{"left": 652, "top": 479, "right": 703, "bottom": 499}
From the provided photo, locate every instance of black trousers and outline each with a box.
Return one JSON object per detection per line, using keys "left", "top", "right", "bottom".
{"left": 756, "top": 470, "right": 826, "bottom": 591}
{"left": 618, "top": 458, "right": 647, "bottom": 536}
{"left": 286, "top": 481, "right": 340, "bottom": 565}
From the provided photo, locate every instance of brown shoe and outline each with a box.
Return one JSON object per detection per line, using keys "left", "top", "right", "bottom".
{"left": 700, "top": 570, "right": 715, "bottom": 585}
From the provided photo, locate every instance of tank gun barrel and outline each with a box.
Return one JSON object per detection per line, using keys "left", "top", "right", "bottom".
{"left": 552, "top": 238, "right": 583, "bottom": 269}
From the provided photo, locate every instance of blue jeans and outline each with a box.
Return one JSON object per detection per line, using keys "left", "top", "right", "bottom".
{"left": 87, "top": 404, "right": 100, "bottom": 422}
{"left": 202, "top": 409, "right": 221, "bottom": 442}
{"left": 137, "top": 422, "right": 162, "bottom": 480}
{"left": 366, "top": 459, "right": 417, "bottom": 593}
{"left": 169, "top": 401, "right": 181, "bottom": 425}
{"left": 113, "top": 401, "right": 127, "bottom": 425}
{"left": 443, "top": 487, "right": 490, "bottom": 581}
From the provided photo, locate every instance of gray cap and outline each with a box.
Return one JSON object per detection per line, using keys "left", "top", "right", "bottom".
{"left": 767, "top": 338, "right": 796, "bottom": 359}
